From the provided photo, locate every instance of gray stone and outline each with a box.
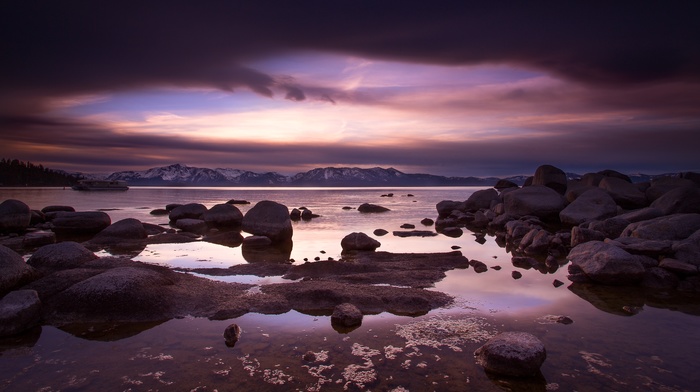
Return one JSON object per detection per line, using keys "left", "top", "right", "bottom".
{"left": 650, "top": 186, "right": 700, "bottom": 215}
{"left": 570, "top": 226, "right": 606, "bottom": 247}
{"left": 0, "top": 199, "right": 32, "bottom": 233}
{"left": 341, "top": 232, "right": 380, "bottom": 252}
{"left": 358, "top": 203, "right": 390, "bottom": 213}
{"left": 436, "top": 200, "right": 466, "bottom": 218}
{"left": 474, "top": 332, "right": 546, "bottom": 377}
{"left": 169, "top": 203, "right": 208, "bottom": 221}
{"left": 0, "top": 245, "right": 37, "bottom": 296}
{"left": 201, "top": 204, "right": 243, "bottom": 228}
{"left": 559, "top": 188, "right": 618, "bottom": 226}
{"left": 331, "top": 303, "right": 363, "bottom": 327}
{"left": 621, "top": 213, "right": 700, "bottom": 241}
{"left": 599, "top": 177, "right": 648, "bottom": 209}
{"left": 27, "top": 241, "right": 98, "bottom": 270}
{"left": 465, "top": 188, "right": 499, "bottom": 212}
{"left": 241, "top": 200, "right": 293, "bottom": 243}
{"left": 51, "top": 211, "right": 111, "bottom": 236}
{"left": 568, "top": 241, "right": 645, "bottom": 285}
{"left": 605, "top": 237, "right": 672, "bottom": 256}
{"left": 503, "top": 186, "right": 567, "bottom": 221}
{"left": 587, "top": 217, "right": 630, "bottom": 239}
{"left": 564, "top": 181, "right": 598, "bottom": 203}
{"left": 532, "top": 164, "right": 567, "bottom": 194}
{"left": 0, "top": 290, "right": 42, "bottom": 337}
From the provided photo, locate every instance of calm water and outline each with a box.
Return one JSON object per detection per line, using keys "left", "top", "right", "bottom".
{"left": 1, "top": 187, "right": 699, "bottom": 391}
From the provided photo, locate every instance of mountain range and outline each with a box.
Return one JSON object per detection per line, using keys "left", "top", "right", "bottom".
{"left": 94, "top": 163, "right": 667, "bottom": 187}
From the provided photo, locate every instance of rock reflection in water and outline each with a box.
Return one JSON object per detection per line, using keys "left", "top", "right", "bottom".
{"left": 241, "top": 240, "right": 293, "bottom": 263}
{"left": 568, "top": 283, "right": 700, "bottom": 317}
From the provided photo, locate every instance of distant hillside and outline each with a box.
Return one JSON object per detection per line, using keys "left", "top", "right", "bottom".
{"left": 0, "top": 158, "right": 79, "bottom": 187}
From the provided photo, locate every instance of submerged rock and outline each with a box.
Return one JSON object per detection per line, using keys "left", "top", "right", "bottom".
{"left": 358, "top": 203, "right": 390, "bottom": 213}
{"left": 223, "top": 323, "right": 241, "bottom": 347}
{"left": 331, "top": 303, "right": 363, "bottom": 329}
{"left": 474, "top": 332, "right": 547, "bottom": 377}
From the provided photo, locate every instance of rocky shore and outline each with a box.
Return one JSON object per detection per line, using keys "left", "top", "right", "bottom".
{"left": 2, "top": 164, "right": 700, "bottom": 377}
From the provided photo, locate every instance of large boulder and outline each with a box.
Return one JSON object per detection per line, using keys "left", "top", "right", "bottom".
{"left": 27, "top": 242, "right": 98, "bottom": 270}
{"left": 621, "top": 214, "right": 700, "bottom": 241}
{"left": 241, "top": 200, "right": 293, "bottom": 243}
{"left": 567, "top": 241, "right": 645, "bottom": 285}
{"left": 672, "top": 229, "right": 700, "bottom": 267}
{"left": 201, "top": 203, "right": 243, "bottom": 228}
{"left": 51, "top": 211, "right": 111, "bottom": 236}
{"left": 503, "top": 186, "right": 567, "bottom": 221}
{"left": 598, "top": 177, "right": 648, "bottom": 209}
{"left": 436, "top": 200, "right": 466, "bottom": 217}
{"left": 169, "top": 203, "right": 208, "bottom": 221}
{"left": 532, "top": 164, "right": 568, "bottom": 194}
{"left": 465, "top": 189, "right": 499, "bottom": 212}
{"left": 341, "top": 232, "right": 381, "bottom": 252}
{"left": 0, "top": 199, "right": 32, "bottom": 233}
{"left": 40, "top": 205, "right": 75, "bottom": 213}
{"left": 494, "top": 179, "right": 519, "bottom": 191}
{"left": 0, "top": 290, "right": 42, "bottom": 337}
{"left": 559, "top": 188, "right": 618, "bottom": 226}
{"left": 564, "top": 181, "right": 598, "bottom": 203}
{"left": 90, "top": 218, "right": 147, "bottom": 243}
{"left": 331, "top": 303, "right": 363, "bottom": 328}
{"left": 0, "top": 245, "right": 37, "bottom": 296}
{"left": 474, "top": 332, "right": 547, "bottom": 377}
{"left": 650, "top": 186, "right": 700, "bottom": 215}
{"left": 174, "top": 218, "right": 209, "bottom": 234}
{"left": 645, "top": 177, "right": 697, "bottom": 202}
{"left": 617, "top": 207, "right": 665, "bottom": 223}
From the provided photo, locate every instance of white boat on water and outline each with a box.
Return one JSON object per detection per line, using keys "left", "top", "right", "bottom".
{"left": 72, "top": 180, "right": 129, "bottom": 191}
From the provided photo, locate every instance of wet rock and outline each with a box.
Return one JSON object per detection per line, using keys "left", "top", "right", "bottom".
{"left": 393, "top": 230, "right": 437, "bottom": 238}
{"left": 169, "top": 203, "right": 208, "bottom": 221}
{"left": 621, "top": 213, "right": 700, "bottom": 241}
{"left": 373, "top": 229, "right": 389, "bottom": 236}
{"left": 358, "top": 203, "right": 390, "bottom": 213}
{"left": 147, "top": 232, "right": 199, "bottom": 244}
{"left": 223, "top": 323, "right": 241, "bottom": 347}
{"left": 341, "top": 232, "right": 380, "bottom": 252}
{"left": 470, "top": 259, "right": 488, "bottom": 273}
{"left": 650, "top": 186, "right": 700, "bottom": 214}
{"left": 0, "top": 199, "right": 32, "bottom": 233}
{"left": 1, "top": 245, "right": 38, "bottom": 296}
{"left": 532, "top": 164, "right": 567, "bottom": 194}
{"left": 165, "top": 203, "right": 182, "bottom": 211}
{"left": 474, "top": 332, "right": 547, "bottom": 377}
{"left": 559, "top": 188, "right": 617, "bottom": 226}
{"left": 241, "top": 240, "right": 293, "bottom": 263}
{"left": 465, "top": 188, "right": 499, "bottom": 211}
{"left": 553, "top": 279, "right": 564, "bottom": 287}
{"left": 202, "top": 204, "right": 243, "bottom": 228}
{"left": 567, "top": 241, "right": 645, "bottom": 285}
{"left": 331, "top": 303, "right": 363, "bottom": 328}
{"left": 599, "top": 177, "right": 648, "bottom": 209}
{"left": 174, "top": 218, "right": 208, "bottom": 234}
{"left": 420, "top": 218, "right": 434, "bottom": 226}
{"left": 503, "top": 186, "right": 567, "bottom": 221}
{"left": 27, "top": 242, "right": 98, "bottom": 270}
{"left": 0, "top": 290, "right": 42, "bottom": 337}
{"left": 51, "top": 211, "right": 111, "bottom": 237}
{"left": 241, "top": 200, "right": 293, "bottom": 243}
{"left": 204, "top": 230, "right": 244, "bottom": 247}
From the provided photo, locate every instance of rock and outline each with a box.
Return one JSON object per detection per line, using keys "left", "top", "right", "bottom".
{"left": 559, "top": 188, "right": 617, "bottom": 226}
{"left": 202, "top": 204, "right": 243, "bottom": 228}
{"left": 532, "top": 164, "right": 567, "bottom": 194}
{"left": 617, "top": 207, "right": 665, "bottom": 223}
{"left": 645, "top": 177, "right": 697, "bottom": 201}
{"left": 672, "top": 230, "right": 700, "bottom": 266}
{"left": 570, "top": 226, "right": 606, "bottom": 247}
{"left": 553, "top": 279, "right": 564, "bottom": 287}
{"left": 465, "top": 188, "right": 499, "bottom": 212}
{"left": 587, "top": 217, "right": 630, "bottom": 239}
{"left": 227, "top": 199, "right": 250, "bottom": 205}
{"left": 0, "top": 199, "right": 32, "bottom": 233}
{"left": 420, "top": 218, "right": 434, "bottom": 226}
{"left": 165, "top": 203, "right": 182, "bottom": 211}
{"left": 470, "top": 259, "right": 488, "bottom": 273}
{"left": 223, "top": 323, "right": 241, "bottom": 347}
{"left": 143, "top": 222, "right": 167, "bottom": 235}
{"left": 91, "top": 218, "right": 147, "bottom": 242}
{"left": 51, "top": 211, "right": 111, "bottom": 237}
{"left": 341, "top": 232, "right": 381, "bottom": 252}
{"left": 149, "top": 208, "right": 168, "bottom": 216}
{"left": 400, "top": 223, "right": 415, "bottom": 229}
{"left": 0, "top": 245, "right": 38, "bottom": 296}
{"left": 392, "top": 230, "right": 438, "bottom": 238}
{"left": 436, "top": 200, "right": 466, "bottom": 218}
{"left": 494, "top": 179, "right": 519, "bottom": 191}
{"left": 241, "top": 200, "right": 293, "bottom": 243}
{"left": 373, "top": 229, "right": 389, "bottom": 236}
{"left": 169, "top": 203, "right": 208, "bottom": 221}
{"left": 659, "top": 258, "right": 698, "bottom": 276}
{"left": 567, "top": 241, "right": 645, "bottom": 285}
{"left": 680, "top": 171, "right": 700, "bottom": 186}
{"left": 21, "top": 231, "right": 56, "bottom": 249}
{"left": 27, "top": 242, "right": 98, "bottom": 270}
{"left": 598, "top": 169, "right": 632, "bottom": 183}
{"left": 650, "top": 186, "right": 700, "bottom": 215}
{"left": 564, "top": 181, "right": 598, "bottom": 203}
{"left": 621, "top": 213, "right": 700, "bottom": 241}
{"left": 512, "top": 271, "right": 523, "bottom": 279}
{"left": 598, "top": 177, "right": 648, "bottom": 209}
{"left": 358, "top": 203, "right": 390, "bottom": 213}
{"left": 604, "top": 237, "right": 672, "bottom": 256}
{"left": 174, "top": 218, "right": 208, "bottom": 234}
{"left": 331, "top": 303, "right": 363, "bottom": 328}
{"left": 290, "top": 208, "right": 301, "bottom": 220}
{"left": 204, "top": 230, "right": 244, "bottom": 247}
{"left": 474, "top": 332, "right": 547, "bottom": 377}
{"left": 441, "top": 227, "right": 463, "bottom": 238}
{"left": 503, "top": 186, "right": 567, "bottom": 221}
{"left": 641, "top": 267, "right": 680, "bottom": 290}
{"left": 0, "top": 290, "right": 42, "bottom": 337}
{"left": 580, "top": 172, "right": 605, "bottom": 186}
{"left": 242, "top": 235, "right": 273, "bottom": 247}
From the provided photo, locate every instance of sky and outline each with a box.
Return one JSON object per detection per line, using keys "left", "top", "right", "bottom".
{"left": 1, "top": 2, "right": 699, "bottom": 177}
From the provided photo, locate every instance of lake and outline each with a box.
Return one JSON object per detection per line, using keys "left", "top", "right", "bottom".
{"left": 1, "top": 186, "right": 699, "bottom": 391}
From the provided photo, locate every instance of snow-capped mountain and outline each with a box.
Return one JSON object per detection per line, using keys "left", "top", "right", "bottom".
{"left": 105, "top": 164, "right": 288, "bottom": 186}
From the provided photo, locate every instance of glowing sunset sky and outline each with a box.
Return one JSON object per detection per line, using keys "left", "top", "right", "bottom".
{"left": 1, "top": 2, "right": 698, "bottom": 177}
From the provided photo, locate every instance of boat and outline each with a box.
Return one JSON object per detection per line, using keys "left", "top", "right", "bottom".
{"left": 71, "top": 180, "right": 129, "bottom": 191}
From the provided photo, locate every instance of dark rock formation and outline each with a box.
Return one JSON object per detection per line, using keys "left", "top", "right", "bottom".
{"left": 358, "top": 203, "right": 390, "bottom": 213}
{"left": 169, "top": 203, "right": 208, "bottom": 221}
{"left": 503, "top": 186, "right": 567, "bottom": 221}
{"left": 1, "top": 245, "right": 38, "bottom": 296}
{"left": 202, "top": 204, "right": 243, "bottom": 228}
{"left": 532, "top": 164, "right": 567, "bottom": 194}
{"left": 0, "top": 290, "right": 42, "bottom": 337}
{"left": 474, "top": 332, "right": 547, "bottom": 377}
{"left": 559, "top": 188, "right": 617, "bottom": 226}
{"left": 241, "top": 200, "right": 293, "bottom": 243}
{"left": 0, "top": 199, "right": 32, "bottom": 233}
{"left": 50, "top": 211, "right": 111, "bottom": 237}
{"left": 341, "top": 232, "right": 381, "bottom": 252}
{"left": 331, "top": 302, "right": 363, "bottom": 328}
{"left": 567, "top": 241, "right": 645, "bottom": 285}
{"left": 27, "top": 242, "right": 98, "bottom": 270}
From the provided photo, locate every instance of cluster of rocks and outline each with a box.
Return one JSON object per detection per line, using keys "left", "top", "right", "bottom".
{"left": 436, "top": 164, "right": 700, "bottom": 289}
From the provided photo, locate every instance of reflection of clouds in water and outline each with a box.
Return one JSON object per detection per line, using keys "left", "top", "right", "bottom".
{"left": 133, "top": 242, "right": 246, "bottom": 269}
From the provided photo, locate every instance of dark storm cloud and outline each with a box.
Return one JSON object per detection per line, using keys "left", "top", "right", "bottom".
{"left": 2, "top": 1, "right": 699, "bottom": 111}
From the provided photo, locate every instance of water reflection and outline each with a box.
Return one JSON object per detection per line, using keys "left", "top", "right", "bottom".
{"left": 568, "top": 283, "right": 700, "bottom": 317}
{"left": 57, "top": 320, "right": 167, "bottom": 341}
{"left": 241, "top": 240, "right": 293, "bottom": 263}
